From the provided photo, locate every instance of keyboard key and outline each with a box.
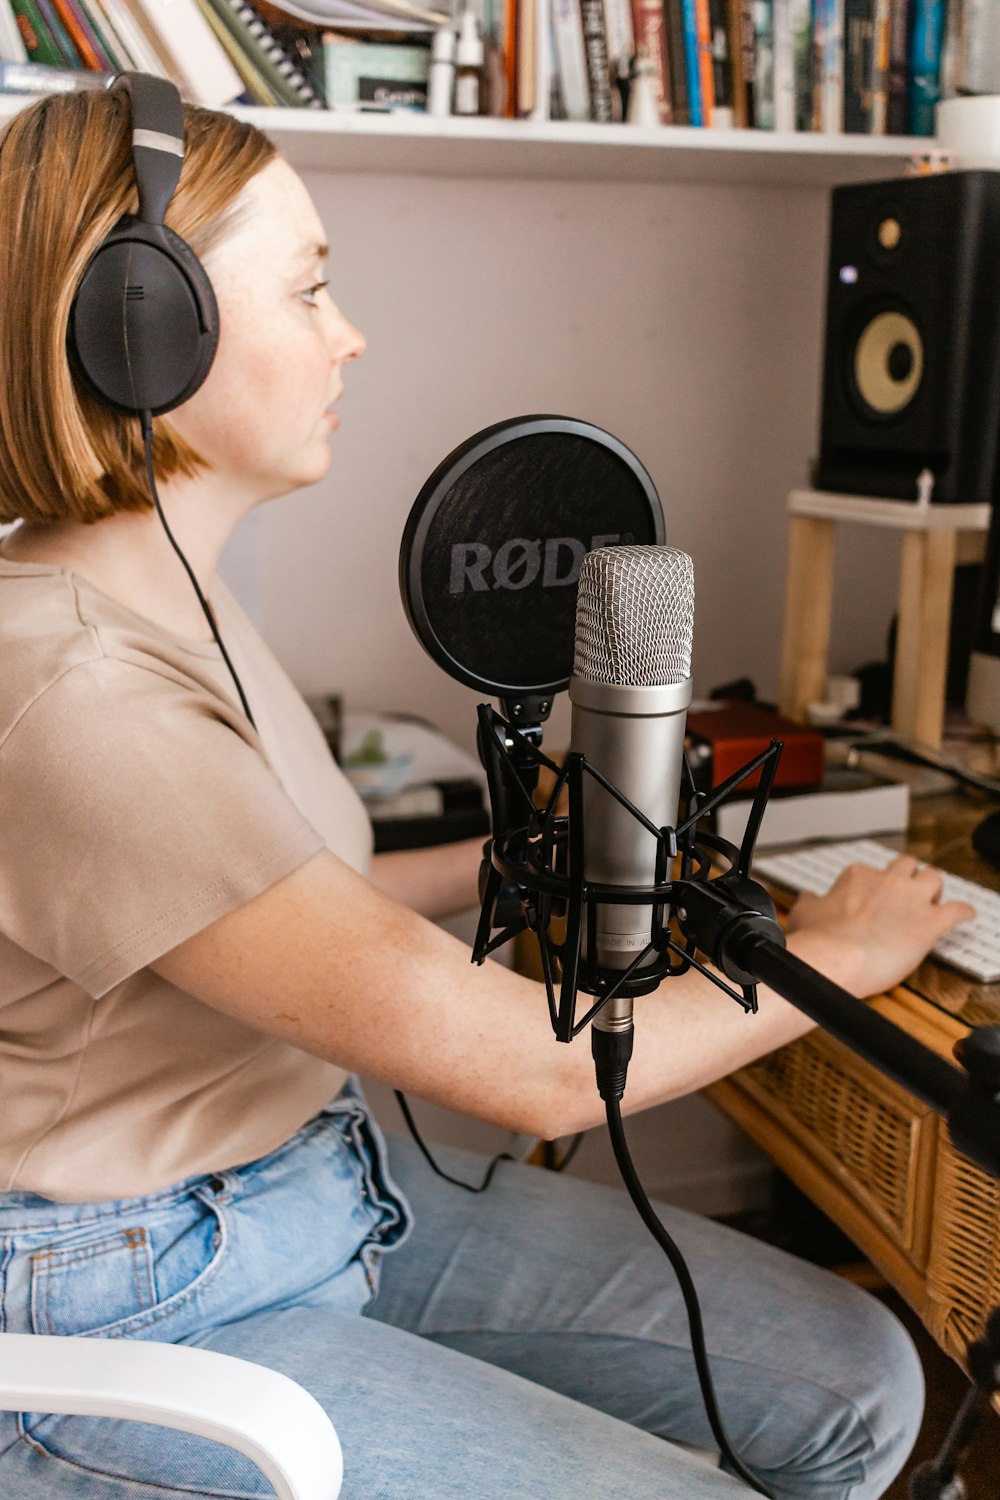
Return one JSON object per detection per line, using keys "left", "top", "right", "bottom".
{"left": 755, "top": 839, "right": 1000, "bottom": 985}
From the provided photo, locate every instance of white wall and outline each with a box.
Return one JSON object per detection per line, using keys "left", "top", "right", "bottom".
{"left": 221, "top": 168, "right": 901, "bottom": 760}
{"left": 220, "top": 165, "right": 904, "bottom": 1215}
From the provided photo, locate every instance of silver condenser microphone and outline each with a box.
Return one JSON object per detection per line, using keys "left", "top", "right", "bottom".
{"left": 568, "top": 545, "right": 695, "bottom": 1038}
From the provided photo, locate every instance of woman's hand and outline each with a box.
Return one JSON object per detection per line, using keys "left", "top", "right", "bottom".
{"left": 784, "top": 854, "right": 977, "bottom": 999}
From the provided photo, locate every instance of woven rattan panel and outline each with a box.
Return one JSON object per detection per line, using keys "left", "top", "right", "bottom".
{"left": 740, "top": 1036, "right": 923, "bottom": 1246}
{"left": 926, "top": 1141, "right": 999, "bottom": 1362}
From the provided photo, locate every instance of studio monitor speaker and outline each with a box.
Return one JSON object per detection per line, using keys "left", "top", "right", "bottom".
{"left": 814, "top": 171, "right": 1000, "bottom": 504}
{"left": 967, "top": 500, "right": 1000, "bottom": 732}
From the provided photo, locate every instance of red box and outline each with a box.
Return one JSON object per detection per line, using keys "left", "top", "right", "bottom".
{"left": 686, "top": 702, "right": 825, "bottom": 793}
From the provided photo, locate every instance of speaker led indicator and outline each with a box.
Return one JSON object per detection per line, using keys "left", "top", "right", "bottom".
{"left": 839, "top": 265, "right": 859, "bottom": 285}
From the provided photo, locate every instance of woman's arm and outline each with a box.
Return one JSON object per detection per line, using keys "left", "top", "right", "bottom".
{"left": 369, "top": 837, "right": 483, "bottom": 920}
{"left": 150, "top": 848, "right": 975, "bottom": 1140}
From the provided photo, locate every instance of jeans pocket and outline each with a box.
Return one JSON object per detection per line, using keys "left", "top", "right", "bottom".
{"left": 28, "top": 1187, "right": 227, "bottom": 1341}
{"left": 30, "top": 1227, "right": 156, "bottom": 1336}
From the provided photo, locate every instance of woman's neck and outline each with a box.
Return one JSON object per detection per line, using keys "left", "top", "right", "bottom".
{"left": 1, "top": 486, "right": 242, "bottom": 642}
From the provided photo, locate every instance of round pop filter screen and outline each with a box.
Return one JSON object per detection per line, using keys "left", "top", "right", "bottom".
{"left": 400, "top": 416, "right": 665, "bottom": 698}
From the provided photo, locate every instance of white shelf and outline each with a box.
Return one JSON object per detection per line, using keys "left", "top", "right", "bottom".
{"left": 0, "top": 94, "right": 940, "bottom": 184}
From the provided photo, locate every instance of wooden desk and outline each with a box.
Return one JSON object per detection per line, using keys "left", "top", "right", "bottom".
{"left": 705, "top": 789, "right": 1000, "bottom": 1372}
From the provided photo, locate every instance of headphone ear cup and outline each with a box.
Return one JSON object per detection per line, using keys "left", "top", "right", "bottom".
{"left": 68, "top": 222, "right": 219, "bottom": 417}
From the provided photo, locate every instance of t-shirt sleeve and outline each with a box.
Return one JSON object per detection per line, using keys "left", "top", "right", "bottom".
{"left": 0, "top": 656, "right": 326, "bottom": 998}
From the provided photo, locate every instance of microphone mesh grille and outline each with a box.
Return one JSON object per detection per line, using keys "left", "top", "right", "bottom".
{"left": 573, "top": 545, "right": 694, "bottom": 686}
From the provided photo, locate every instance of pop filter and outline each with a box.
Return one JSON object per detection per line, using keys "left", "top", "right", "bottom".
{"left": 399, "top": 416, "right": 665, "bottom": 711}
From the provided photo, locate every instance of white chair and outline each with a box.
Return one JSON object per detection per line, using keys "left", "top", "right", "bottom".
{"left": 0, "top": 1333, "right": 343, "bottom": 1500}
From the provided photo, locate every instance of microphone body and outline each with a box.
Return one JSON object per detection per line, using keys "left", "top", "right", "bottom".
{"left": 568, "top": 676, "right": 691, "bottom": 971}
{"left": 567, "top": 545, "right": 695, "bottom": 1032}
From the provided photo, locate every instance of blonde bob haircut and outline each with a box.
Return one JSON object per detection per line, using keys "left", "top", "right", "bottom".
{"left": 0, "top": 87, "right": 276, "bottom": 526}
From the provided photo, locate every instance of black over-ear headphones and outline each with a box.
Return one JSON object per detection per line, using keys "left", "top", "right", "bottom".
{"left": 68, "top": 71, "right": 219, "bottom": 419}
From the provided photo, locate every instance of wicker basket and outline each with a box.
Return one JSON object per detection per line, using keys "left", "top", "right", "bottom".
{"left": 925, "top": 1138, "right": 1000, "bottom": 1366}
{"left": 737, "top": 1030, "right": 935, "bottom": 1261}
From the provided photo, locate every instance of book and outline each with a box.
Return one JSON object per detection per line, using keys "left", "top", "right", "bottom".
{"left": 53, "top": 0, "right": 118, "bottom": 67}
{"left": 323, "top": 33, "right": 428, "bottom": 106}
{"left": 0, "top": 52, "right": 109, "bottom": 81}
{"left": 198, "top": 0, "right": 322, "bottom": 104}
{"left": 601, "top": 0, "right": 632, "bottom": 73}
{"left": 843, "top": 0, "right": 873, "bottom": 133}
{"left": 663, "top": 0, "right": 688, "bottom": 122}
{"left": 0, "top": 0, "right": 28, "bottom": 57}
{"left": 812, "top": 0, "right": 844, "bottom": 133}
{"left": 196, "top": 0, "right": 280, "bottom": 101}
{"left": 680, "top": 0, "right": 701, "bottom": 123}
{"left": 97, "top": 0, "right": 167, "bottom": 70}
{"left": 752, "top": 0, "right": 773, "bottom": 128}
{"left": 708, "top": 0, "right": 732, "bottom": 126}
{"left": 714, "top": 765, "right": 910, "bottom": 850}
{"left": 579, "top": 0, "right": 614, "bottom": 121}
{"left": 726, "top": 0, "right": 753, "bottom": 126}
{"left": 9, "top": 0, "right": 68, "bottom": 63}
{"left": 884, "top": 0, "right": 907, "bottom": 132}
{"left": 694, "top": 0, "right": 715, "bottom": 123}
{"left": 790, "top": 0, "right": 810, "bottom": 128}
{"left": 962, "top": 0, "right": 1000, "bottom": 96}
{"left": 33, "top": 0, "right": 82, "bottom": 63}
{"left": 629, "top": 0, "right": 671, "bottom": 122}
{"left": 551, "top": 0, "right": 589, "bottom": 120}
{"left": 869, "top": 0, "right": 889, "bottom": 133}
{"left": 215, "top": 0, "right": 324, "bottom": 103}
{"left": 907, "top": 0, "right": 944, "bottom": 136}
{"left": 771, "top": 0, "right": 794, "bottom": 130}
{"left": 126, "top": 0, "right": 250, "bottom": 103}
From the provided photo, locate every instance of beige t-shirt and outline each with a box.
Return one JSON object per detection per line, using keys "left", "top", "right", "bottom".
{"left": 0, "top": 556, "right": 373, "bottom": 1202}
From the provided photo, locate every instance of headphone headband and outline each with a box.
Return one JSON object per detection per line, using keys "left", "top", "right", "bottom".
{"left": 109, "top": 72, "right": 184, "bottom": 228}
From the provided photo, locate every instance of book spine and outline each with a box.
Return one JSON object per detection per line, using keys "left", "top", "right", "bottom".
{"left": 516, "top": 0, "right": 536, "bottom": 113}
{"left": 200, "top": 0, "right": 274, "bottom": 101}
{"left": 790, "top": 0, "right": 810, "bottom": 127}
{"left": 32, "top": 0, "right": 80, "bottom": 62}
{"left": 694, "top": 0, "right": 715, "bottom": 121}
{"left": 908, "top": 0, "right": 945, "bottom": 137}
{"left": 552, "top": 0, "right": 590, "bottom": 117}
{"left": 868, "top": 0, "right": 889, "bottom": 132}
{"left": 736, "top": 0, "right": 754, "bottom": 124}
{"left": 680, "top": 0, "right": 702, "bottom": 124}
{"left": 126, "top": 0, "right": 245, "bottom": 105}
{"left": 842, "top": 0, "right": 872, "bottom": 133}
{"left": 885, "top": 0, "right": 907, "bottom": 132}
{"left": 725, "top": 0, "right": 746, "bottom": 124}
{"left": 0, "top": 0, "right": 29, "bottom": 57}
{"left": 709, "top": 0, "right": 732, "bottom": 123}
{"left": 51, "top": 0, "right": 113, "bottom": 67}
{"left": 664, "top": 0, "right": 688, "bottom": 122}
{"left": 812, "top": 0, "right": 844, "bottom": 134}
{"left": 961, "top": 0, "right": 1000, "bottom": 96}
{"left": 629, "top": 0, "right": 671, "bottom": 121}
{"left": 772, "top": 0, "right": 794, "bottom": 128}
{"left": 753, "top": 0, "right": 774, "bottom": 127}
{"left": 219, "top": 0, "right": 324, "bottom": 105}
{"left": 939, "top": 0, "right": 963, "bottom": 99}
{"left": 531, "top": 0, "right": 552, "bottom": 118}
{"left": 579, "top": 0, "right": 614, "bottom": 120}
{"left": 601, "top": 0, "right": 632, "bottom": 68}
{"left": 95, "top": 0, "right": 160, "bottom": 68}
{"left": 0, "top": 52, "right": 109, "bottom": 81}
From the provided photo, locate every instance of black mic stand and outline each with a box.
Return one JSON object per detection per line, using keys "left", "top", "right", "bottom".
{"left": 472, "top": 703, "right": 1000, "bottom": 1499}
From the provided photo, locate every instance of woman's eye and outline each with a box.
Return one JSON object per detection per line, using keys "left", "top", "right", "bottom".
{"left": 300, "top": 281, "right": 329, "bottom": 307}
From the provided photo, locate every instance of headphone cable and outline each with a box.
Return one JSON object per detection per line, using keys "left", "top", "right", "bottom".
{"left": 141, "top": 410, "right": 257, "bottom": 731}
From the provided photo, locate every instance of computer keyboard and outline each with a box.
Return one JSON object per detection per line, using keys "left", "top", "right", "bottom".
{"left": 754, "top": 838, "right": 1000, "bottom": 986}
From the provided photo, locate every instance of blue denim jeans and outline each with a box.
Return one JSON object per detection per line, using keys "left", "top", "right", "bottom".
{"left": 0, "top": 1082, "right": 923, "bottom": 1499}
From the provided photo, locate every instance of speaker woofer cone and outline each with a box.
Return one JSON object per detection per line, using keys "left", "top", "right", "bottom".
{"left": 852, "top": 309, "right": 924, "bottom": 417}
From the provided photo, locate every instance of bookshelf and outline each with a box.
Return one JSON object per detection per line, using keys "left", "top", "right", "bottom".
{"left": 0, "top": 95, "right": 938, "bottom": 185}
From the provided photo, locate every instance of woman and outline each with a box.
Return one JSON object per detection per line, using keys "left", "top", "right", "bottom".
{"left": 0, "top": 82, "right": 974, "bottom": 1500}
